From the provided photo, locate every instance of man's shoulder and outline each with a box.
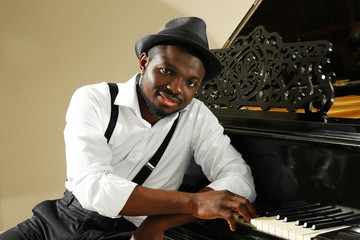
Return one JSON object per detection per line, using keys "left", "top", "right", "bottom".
{"left": 69, "top": 82, "right": 116, "bottom": 109}
{"left": 182, "top": 98, "right": 219, "bottom": 126}
{"left": 73, "top": 76, "right": 135, "bottom": 100}
{"left": 74, "top": 82, "right": 111, "bottom": 97}
{"left": 187, "top": 98, "right": 213, "bottom": 114}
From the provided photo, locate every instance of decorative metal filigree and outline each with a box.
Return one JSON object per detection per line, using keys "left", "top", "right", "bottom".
{"left": 197, "top": 26, "right": 335, "bottom": 121}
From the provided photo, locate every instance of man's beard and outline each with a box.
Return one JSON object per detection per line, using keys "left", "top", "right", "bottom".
{"left": 138, "top": 80, "right": 175, "bottom": 119}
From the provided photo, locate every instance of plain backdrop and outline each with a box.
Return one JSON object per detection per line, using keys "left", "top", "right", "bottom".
{"left": 0, "top": 0, "right": 255, "bottom": 230}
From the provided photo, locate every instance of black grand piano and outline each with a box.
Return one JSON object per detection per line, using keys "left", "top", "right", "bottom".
{"left": 165, "top": 0, "right": 360, "bottom": 239}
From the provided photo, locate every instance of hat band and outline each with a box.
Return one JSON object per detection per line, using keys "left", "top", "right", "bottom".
{"left": 157, "top": 29, "right": 209, "bottom": 49}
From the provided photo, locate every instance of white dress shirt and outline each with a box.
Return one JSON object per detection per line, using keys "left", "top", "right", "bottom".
{"left": 64, "top": 74, "right": 256, "bottom": 226}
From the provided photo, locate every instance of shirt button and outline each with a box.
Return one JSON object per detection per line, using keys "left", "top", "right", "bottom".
{"left": 132, "top": 153, "right": 137, "bottom": 158}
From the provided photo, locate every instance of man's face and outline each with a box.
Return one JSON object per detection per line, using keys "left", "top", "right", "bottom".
{"left": 138, "top": 45, "right": 206, "bottom": 120}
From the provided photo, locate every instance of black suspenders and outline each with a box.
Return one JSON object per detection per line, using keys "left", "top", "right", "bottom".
{"left": 104, "top": 83, "right": 119, "bottom": 144}
{"left": 104, "top": 82, "right": 179, "bottom": 185}
{"left": 132, "top": 115, "right": 179, "bottom": 185}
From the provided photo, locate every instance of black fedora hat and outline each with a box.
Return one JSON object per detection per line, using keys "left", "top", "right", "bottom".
{"left": 135, "top": 17, "right": 221, "bottom": 81}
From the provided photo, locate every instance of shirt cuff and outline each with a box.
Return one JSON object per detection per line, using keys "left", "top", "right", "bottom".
{"left": 206, "top": 176, "right": 256, "bottom": 203}
{"left": 72, "top": 172, "right": 138, "bottom": 218}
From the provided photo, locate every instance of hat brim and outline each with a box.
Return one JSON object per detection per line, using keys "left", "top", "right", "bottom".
{"left": 135, "top": 34, "right": 221, "bottom": 81}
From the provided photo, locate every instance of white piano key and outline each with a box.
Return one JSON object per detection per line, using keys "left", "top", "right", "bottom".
{"left": 249, "top": 217, "right": 261, "bottom": 228}
{"left": 274, "top": 221, "right": 297, "bottom": 237}
{"left": 251, "top": 216, "right": 277, "bottom": 232}
{"left": 302, "top": 225, "right": 349, "bottom": 240}
{"left": 261, "top": 217, "right": 280, "bottom": 233}
{"left": 289, "top": 227, "right": 313, "bottom": 240}
{"left": 236, "top": 207, "right": 356, "bottom": 240}
{"left": 288, "top": 225, "right": 349, "bottom": 240}
{"left": 282, "top": 223, "right": 305, "bottom": 239}
{"left": 268, "top": 220, "right": 290, "bottom": 236}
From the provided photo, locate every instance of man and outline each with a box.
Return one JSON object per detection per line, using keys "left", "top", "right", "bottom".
{"left": 0, "top": 17, "right": 256, "bottom": 240}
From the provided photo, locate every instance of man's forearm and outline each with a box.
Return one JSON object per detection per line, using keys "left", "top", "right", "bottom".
{"left": 121, "top": 185, "right": 256, "bottom": 232}
{"left": 139, "top": 188, "right": 213, "bottom": 231}
{"left": 131, "top": 188, "right": 213, "bottom": 240}
{"left": 119, "top": 185, "right": 196, "bottom": 216}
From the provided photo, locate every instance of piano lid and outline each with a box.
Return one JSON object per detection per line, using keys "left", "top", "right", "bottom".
{"left": 228, "top": 0, "right": 360, "bottom": 82}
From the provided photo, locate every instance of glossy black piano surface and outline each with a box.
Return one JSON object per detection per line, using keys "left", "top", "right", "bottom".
{"left": 169, "top": 0, "right": 360, "bottom": 239}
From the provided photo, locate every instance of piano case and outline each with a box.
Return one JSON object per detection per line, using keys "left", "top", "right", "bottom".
{"left": 168, "top": 1, "right": 360, "bottom": 238}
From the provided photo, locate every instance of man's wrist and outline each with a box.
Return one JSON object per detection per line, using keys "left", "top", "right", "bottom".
{"left": 179, "top": 188, "right": 214, "bottom": 217}
{"left": 179, "top": 192, "right": 197, "bottom": 216}
{"left": 143, "top": 215, "right": 167, "bottom": 232}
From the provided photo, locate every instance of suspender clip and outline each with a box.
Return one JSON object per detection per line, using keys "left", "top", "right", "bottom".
{"left": 145, "top": 162, "right": 155, "bottom": 171}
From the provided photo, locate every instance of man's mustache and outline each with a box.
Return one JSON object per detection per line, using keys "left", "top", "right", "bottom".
{"left": 160, "top": 89, "right": 183, "bottom": 103}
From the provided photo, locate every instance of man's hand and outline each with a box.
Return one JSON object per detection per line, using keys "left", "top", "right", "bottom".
{"left": 192, "top": 189, "right": 256, "bottom": 231}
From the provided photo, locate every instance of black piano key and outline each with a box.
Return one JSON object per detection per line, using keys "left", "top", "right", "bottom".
{"left": 311, "top": 214, "right": 360, "bottom": 230}
{"left": 271, "top": 209, "right": 301, "bottom": 218}
{"left": 296, "top": 216, "right": 326, "bottom": 226}
{"left": 304, "top": 218, "right": 332, "bottom": 228}
{"left": 311, "top": 219, "right": 344, "bottom": 230}
{"left": 344, "top": 215, "right": 360, "bottom": 224}
{"left": 284, "top": 207, "right": 341, "bottom": 222}
{"left": 302, "top": 211, "right": 354, "bottom": 226}
{"left": 316, "top": 208, "right": 342, "bottom": 215}
{"left": 304, "top": 213, "right": 349, "bottom": 228}
{"left": 259, "top": 200, "right": 308, "bottom": 216}
{"left": 274, "top": 203, "right": 322, "bottom": 219}
{"left": 327, "top": 211, "right": 355, "bottom": 219}
{"left": 331, "top": 212, "right": 360, "bottom": 222}
{"left": 277, "top": 205, "right": 334, "bottom": 220}
{"left": 303, "top": 211, "right": 354, "bottom": 228}
{"left": 284, "top": 212, "right": 316, "bottom": 222}
{"left": 265, "top": 202, "right": 314, "bottom": 217}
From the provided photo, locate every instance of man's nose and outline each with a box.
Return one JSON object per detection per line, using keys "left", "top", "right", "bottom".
{"left": 167, "top": 78, "right": 183, "bottom": 95}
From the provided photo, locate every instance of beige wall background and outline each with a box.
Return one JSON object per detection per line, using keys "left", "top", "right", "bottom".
{"left": 0, "top": 0, "right": 255, "bottom": 231}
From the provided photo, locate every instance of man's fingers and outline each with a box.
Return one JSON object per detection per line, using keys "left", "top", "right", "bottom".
{"left": 239, "top": 208, "right": 251, "bottom": 222}
{"left": 231, "top": 195, "right": 257, "bottom": 222}
{"left": 226, "top": 214, "right": 237, "bottom": 232}
{"left": 241, "top": 202, "right": 257, "bottom": 220}
{"left": 244, "top": 199, "right": 257, "bottom": 218}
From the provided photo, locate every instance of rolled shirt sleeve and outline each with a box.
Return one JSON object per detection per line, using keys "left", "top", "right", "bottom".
{"left": 206, "top": 144, "right": 257, "bottom": 203}
{"left": 64, "top": 84, "right": 137, "bottom": 218}
{"left": 191, "top": 102, "right": 257, "bottom": 202}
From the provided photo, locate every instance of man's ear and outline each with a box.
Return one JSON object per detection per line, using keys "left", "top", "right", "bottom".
{"left": 139, "top": 52, "right": 149, "bottom": 74}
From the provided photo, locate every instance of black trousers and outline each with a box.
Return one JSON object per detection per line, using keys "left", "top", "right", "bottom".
{"left": 0, "top": 191, "right": 137, "bottom": 240}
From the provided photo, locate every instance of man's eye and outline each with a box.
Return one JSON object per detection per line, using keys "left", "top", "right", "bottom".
{"left": 160, "top": 68, "right": 172, "bottom": 75}
{"left": 186, "top": 80, "right": 197, "bottom": 87}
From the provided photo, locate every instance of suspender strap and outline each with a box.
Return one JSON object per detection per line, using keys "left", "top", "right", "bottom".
{"left": 103, "top": 82, "right": 180, "bottom": 185}
{"left": 104, "top": 83, "right": 119, "bottom": 143}
{"left": 132, "top": 114, "right": 180, "bottom": 185}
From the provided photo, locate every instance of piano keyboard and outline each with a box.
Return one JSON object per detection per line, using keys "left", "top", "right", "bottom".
{"left": 235, "top": 203, "right": 360, "bottom": 240}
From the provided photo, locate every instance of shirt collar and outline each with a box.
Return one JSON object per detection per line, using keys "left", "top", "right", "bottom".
{"left": 114, "top": 74, "right": 140, "bottom": 112}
